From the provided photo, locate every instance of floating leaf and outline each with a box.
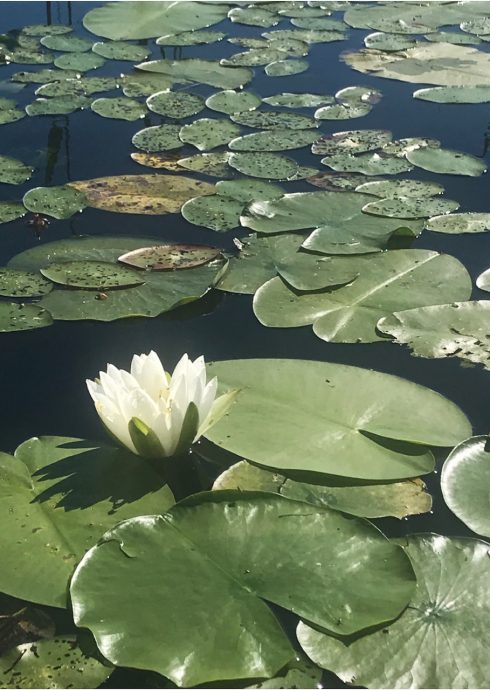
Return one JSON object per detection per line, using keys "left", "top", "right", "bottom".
{"left": 92, "top": 40, "right": 149, "bottom": 61}
{"left": 118, "top": 244, "right": 220, "bottom": 271}
{"left": 441, "top": 436, "right": 490, "bottom": 538}
{"left": 377, "top": 301, "right": 490, "bottom": 371}
{"left": 0, "top": 302, "right": 52, "bottom": 332}
{"left": 130, "top": 152, "right": 183, "bottom": 171}
{"left": 228, "top": 7, "right": 279, "bottom": 27}
{"left": 0, "top": 154, "right": 33, "bottom": 184}
{"left": 136, "top": 58, "right": 252, "bottom": 89}
{"left": 229, "top": 152, "right": 298, "bottom": 180}
{"left": 246, "top": 654, "right": 322, "bottom": 690}
{"left": 268, "top": 36, "right": 310, "bottom": 57}
{"left": 335, "top": 85, "right": 382, "bottom": 105}
{"left": 68, "top": 175, "right": 214, "bottom": 215}
{"left": 406, "top": 146, "right": 486, "bottom": 176}
{"left": 22, "top": 24, "right": 72, "bottom": 36}
{"left": 364, "top": 31, "right": 417, "bottom": 51}
{"left": 179, "top": 118, "right": 240, "bottom": 151}
{"left": 178, "top": 152, "right": 231, "bottom": 177}
{"left": 146, "top": 91, "right": 205, "bottom": 118}
{"left": 23, "top": 185, "right": 87, "bottom": 219}
{"left": 461, "top": 17, "right": 490, "bottom": 35}
{"left": 414, "top": 85, "right": 490, "bottom": 103}
{"left": 357, "top": 178, "right": 444, "bottom": 199}
{"left": 229, "top": 128, "right": 318, "bottom": 152}
{"left": 291, "top": 17, "right": 347, "bottom": 30}
{"left": 90, "top": 96, "right": 146, "bottom": 120}
{"left": 216, "top": 179, "right": 283, "bottom": 203}
{"left": 314, "top": 102, "right": 371, "bottom": 120}
{"left": 206, "top": 358, "right": 470, "bottom": 480}
{"left": 263, "top": 29, "right": 346, "bottom": 44}
{"left": 0, "top": 96, "right": 16, "bottom": 109}
{"left": 426, "top": 212, "right": 490, "bottom": 234}
{"left": 297, "top": 534, "right": 490, "bottom": 689}
{"left": 231, "top": 109, "right": 318, "bottom": 129}
{"left": 205, "top": 90, "right": 260, "bottom": 115}
{"left": 11, "top": 68, "right": 80, "bottom": 83}
{"left": 40, "top": 260, "right": 144, "bottom": 289}
{"left": 0, "top": 107, "right": 26, "bottom": 124}
{"left": 26, "top": 95, "right": 91, "bottom": 116}
{"left": 3, "top": 48, "right": 53, "bottom": 65}
{"left": 40, "top": 34, "right": 93, "bottom": 52}
{"left": 425, "top": 30, "right": 482, "bottom": 45}
{"left": 322, "top": 152, "right": 413, "bottom": 175}
{"left": 0, "top": 268, "right": 52, "bottom": 297}
{"left": 54, "top": 52, "right": 105, "bottom": 72}
{"left": 132, "top": 124, "right": 182, "bottom": 152}
{"left": 262, "top": 92, "right": 334, "bottom": 108}
{"left": 36, "top": 76, "right": 118, "bottom": 97}
{"left": 362, "top": 196, "right": 459, "bottom": 219}
{"left": 156, "top": 31, "right": 226, "bottom": 46}
{"left": 181, "top": 195, "right": 243, "bottom": 232}
{"left": 381, "top": 137, "right": 440, "bottom": 158}
{"left": 254, "top": 250, "right": 471, "bottom": 343}
{"left": 120, "top": 72, "right": 172, "bottom": 97}
{"left": 265, "top": 59, "right": 309, "bottom": 76}
{"left": 0, "top": 201, "right": 26, "bottom": 224}
{"left": 306, "top": 171, "right": 379, "bottom": 191}
{"left": 221, "top": 48, "right": 285, "bottom": 68}
{"left": 312, "top": 129, "right": 392, "bottom": 156}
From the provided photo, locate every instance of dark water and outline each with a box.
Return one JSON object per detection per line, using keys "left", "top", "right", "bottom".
{"left": 0, "top": 2, "right": 489, "bottom": 686}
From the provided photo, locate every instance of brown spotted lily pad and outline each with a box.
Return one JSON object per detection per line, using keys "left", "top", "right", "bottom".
{"left": 118, "top": 244, "right": 220, "bottom": 270}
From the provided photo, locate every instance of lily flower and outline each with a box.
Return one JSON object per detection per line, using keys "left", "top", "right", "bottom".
{"left": 86, "top": 351, "right": 236, "bottom": 459}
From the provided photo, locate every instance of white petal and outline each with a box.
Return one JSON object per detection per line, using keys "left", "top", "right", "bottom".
{"left": 131, "top": 351, "right": 168, "bottom": 401}
{"left": 197, "top": 376, "right": 217, "bottom": 423}
{"left": 93, "top": 393, "right": 136, "bottom": 453}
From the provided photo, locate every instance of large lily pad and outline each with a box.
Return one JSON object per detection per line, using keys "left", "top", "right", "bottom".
{"left": 441, "top": 436, "right": 490, "bottom": 538}
{"left": 357, "top": 178, "right": 444, "bottom": 199}
{"left": 118, "top": 244, "right": 220, "bottom": 271}
{"left": 135, "top": 58, "right": 253, "bottom": 89}
{"left": 297, "top": 534, "right": 490, "bottom": 689}
{"left": 414, "top": 85, "right": 490, "bottom": 104}
{"left": 23, "top": 185, "right": 87, "bottom": 219}
{"left": 426, "top": 212, "right": 490, "bottom": 234}
{"left": 156, "top": 31, "right": 226, "bottom": 46}
{"left": 11, "top": 68, "right": 80, "bottom": 83}
{"left": 0, "top": 436, "right": 174, "bottom": 607}
{"left": 216, "top": 179, "right": 284, "bottom": 203}
{"left": 70, "top": 492, "right": 416, "bottom": 688}
{"left": 179, "top": 118, "right": 240, "bottom": 151}
{"left": 263, "top": 29, "right": 346, "bottom": 44}
{"left": 221, "top": 48, "right": 285, "bottom": 68}
{"left": 0, "top": 107, "right": 26, "bottom": 124}
{"left": 229, "top": 128, "right": 318, "bottom": 152}
{"left": 132, "top": 124, "right": 182, "bottom": 152}
{"left": 0, "top": 302, "right": 53, "bottom": 332}
{"left": 377, "top": 301, "right": 490, "bottom": 371}
{"left": 181, "top": 195, "right": 244, "bottom": 232}
{"left": 36, "top": 76, "right": 118, "bottom": 97}
{"left": 0, "top": 268, "right": 52, "bottom": 297}
{"left": 230, "top": 110, "right": 318, "bottom": 129}
{"left": 0, "top": 154, "right": 33, "bottom": 184}
{"left": 90, "top": 96, "right": 146, "bottom": 121}
{"left": 406, "top": 146, "right": 486, "bottom": 176}
{"left": 229, "top": 152, "right": 298, "bottom": 180}
{"left": 205, "top": 358, "right": 470, "bottom": 480}
{"left": 262, "top": 92, "right": 334, "bottom": 108}
{"left": 364, "top": 31, "right": 417, "bottom": 51}
{"left": 40, "top": 260, "right": 143, "bottom": 289}
{"left": 228, "top": 7, "right": 280, "bottom": 27}
{"left": 120, "top": 73, "right": 172, "bottom": 97}
{"left": 83, "top": 1, "right": 227, "bottom": 40}
{"left": 254, "top": 250, "right": 471, "bottom": 343}
{"left": 362, "top": 196, "right": 459, "bottom": 220}
{"left": 68, "top": 175, "right": 214, "bottom": 214}
{"left": 146, "top": 91, "right": 205, "bottom": 118}
{"left": 314, "top": 102, "right": 371, "bottom": 120}
{"left": 91, "top": 40, "right": 150, "bottom": 61}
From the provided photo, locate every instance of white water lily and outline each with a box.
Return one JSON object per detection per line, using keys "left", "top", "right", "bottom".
{"left": 86, "top": 351, "right": 236, "bottom": 458}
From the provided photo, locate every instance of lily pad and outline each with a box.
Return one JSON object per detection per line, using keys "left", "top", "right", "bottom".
{"left": 40, "top": 260, "right": 144, "bottom": 289}
{"left": 406, "top": 146, "right": 487, "bottom": 176}
{"left": 118, "top": 244, "right": 220, "bottom": 271}
{"left": 414, "top": 85, "right": 490, "bottom": 104}
{"left": 297, "top": 535, "right": 490, "bottom": 689}
{"left": 130, "top": 152, "right": 183, "bottom": 171}
{"left": 263, "top": 29, "right": 346, "bottom": 44}
{"left": 229, "top": 152, "right": 298, "bottom": 180}
{"left": 231, "top": 109, "right": 318, "bottom": 129}
{"left": 364, "top": 31, "right": 417, "bottom": 51}
{"left": 426, "top": 212, "right": 490, "bottom": 234}
{"left": 254, "top": 250, "right": 471, "bottom": 343}
{"left": 132, "top": 124, "right": 182, "bottom": 152}
{"left": 178, "top": 152, "right": 231, "bottom": 177}
{"left": 229, "top": 128, "right": 319, "bottom": 152}
{"left": 120, "top": 73, "right": 172, "bottom": 97}
{"left": 92, "top": 40, "right": 150, "bottom": 61}
{"left": 247, "top": 655, "right": 322, "bottom": 690}
{"left": 90, "top": 96, "right": 146, "bottom": 120}
{"left": 179, "top": 118, "right": 240, "bottom": 151}
{"left": 306, "top": 171, "right": 380, "bottom": 191}
{"left": 23, "top": 185, "right": 87, "bottom": 219}
{"left": 136, "top": 58, "right": 253, "bottom": 90}
{"left": 216, "top": 179, "right": 284, "bottom": 203}
{"left": 0, "top": 302, "right": 53, "bottom": 332}
{"left": 441, "top": 436, "right": 490, "bottom": 538}
{"left": 377, "top": 301, "right": 490, "bottom": 371}
{"left": 146, "top": 91, "right": 205, "bottom": 118}
{"left": 322, "top": 152, "right": 413, "bottom": 176}
{"left": 26, "top": 95, "right": 91, "bottom": 116}
{"left": 40, "top": 34, "right": 93, "bottom": 52}
{"left": 0, "top": 268, "right": 52, "bottom": 297}
{"left": 0, "top": 201, "right": 26, "bottom": 224}
{"left": 356, "top": 178, "right": 444, "bottom": 199}
{"left": 70, "top": 492, "right": 416, "bottom": 688}
{"left": 381, "top": 137, "right": 440, "bottom": 158}
{"left": 54, "top": 52, "right": 105, "bottom": 72}
{"left": 156, "top": 31, "right": 226, "bottom": 46}
{"left": 335, "top": 85, "right": 383, "bottom": 105}
{"left": 205, "top": 90, "right": 261, "bottom": 115}
{"left": 36, "top": 76, "right": 118, "bottom": 97}
{"left": 181, "top": 195, "right": 244, "bottom": 232}
{"left": 262, "top": 92, "right": 334, "bottom": 108}
{"left": 265, "top": 59, "right": 309, "bottom": 76}
{"left": 3, "top": 48, "right": 53, "bottom": 65}
{"left": 205, "top": 358, "right": 470, "bottom": 480}
{"left": 0, "top": 96, "right": 16, "bottom": 109}
{"left": 291, "top": 17, "right": 346, "bottom": 30}
{"left": 314, "top": 102, "right": 371, "bottom": 120}
{"left": 221, "top": 48, "right": 285, "bottom": 68}
{"left": 228, "top": 7, "right": 279, "bottom": 27}
{"left": 425, "top": 30, "right": 482, "bottom": 45}
{"left": 362, "top": 196, "right": 459, "bottom": 220}
{"left": 11, "top": 68, "right": 80, "bottom": 83}
{"left": 0, "top": 154, "right": 33, "bottom": 184}
{"left": 0, "top": 107, "right": 26, "bottom": 124}
{"left": 68, "top": 175, "right": 214, "bottom": 215}
{"left": 312, "top": 129, "right": 392, "bottom": 156}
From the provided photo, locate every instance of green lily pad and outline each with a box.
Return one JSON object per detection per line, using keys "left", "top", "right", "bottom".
{"left": 70, "top": 492, "right": 416, "bottom": 688}
{"left": 0, "top": 96, "right": 16, "bottom": 109}
{"left": 477, "top": 266, "right": 490, "bottom": 292}
{"left": 40, "top": 34, "right": 93, "bottom": 52}
{"left": 0, "top": 154, "right": 33, "bottom": 184}
{"left": 231, "top": 109, "right": 318, "bottom": 129}
{"left": 377, "top": 301, "right": 490, "bottom": 371}
{"left": 0, "top": 436, "right": 175, "bottom": 607}
{"left": 23, "top": 185, "right": 87, "bottom": 219}
{"left": 26, "top": 95, "right": 91, "bottom": 116}
{"left": 461, "top": 17, "right": 490, "bottom": 34}
{"left": 314, "top": 102, "right": 372, "bottom": 120}
{"left": 414, "top": 85, "right": 490, "bottom": 103}
{"left": 406, "top": 146, "right": 487, "bottom": 176}
{"left": 0, "top": 302, "right": 53, "bottom": 332}
{"left": 246, "top": 654, "right": 322, "bottom": 690}
{"left": 216, "top": 179, "right": 284, "bottom": 203}
{"left": 229, "top": 128, "right": 319, "bottom": 152}
{"left": 36, "top": 76, "right": 118, "bottom": 96}
{"left": 0, "top": 636, "right": 113, "bottom": 689}
{"left": 229, "top": 152, "right": 298, "bottom": 180}
{"left": 3, "top": 48, "right": 53, "bottom": 65}
{"left": 179, "top": 118, "right": 240, "bottom": 151}
{"left": 426, "top": 30, "right": 482, "bottom": 45}
{"left": 181, "top": 195, "right": 244, "bottom": 232}
{"left": 54, "top": 52, "right": 105, "bottom": 72}
{"left": 156, "top": 31, "right": 226, "bottom": 46}
{"left": 364, "top": 31, "right": 417, "bottom": 51}
{"left": 291, "top": 16, "right": 346, "bottom": 30}
{"left": 146, "top": 91, "right": 205, "bottom": 118}
{"left": 132, "top": 124, "right": 182, "bottom": 152}
{"left": 441, "top": 436, "right": 490, "bottom": 538}
{"left": 268, "top": 36, "right": 310, "bottom": 57}
{"left": 312, "top": 129, "right": 392, "bottom": 156}
{"left": 40, "top": 260, "right": 144, "bottom": 289}
{"left": 0, "top": 268, "right": 52, "bottom": 297}
{"left": 214, "top": 461, "right": 432, "bottom": 519}
{"left": 178, "top": 152, "right": 231, "bottom": 177}
{"left": 382, "top": 137, "right": 441, "bottom": 158}
{"left": 120, "top": 73, "right": 173, "bottom": 97}
{"left": 322, "top": 152, "right": 413, "bottom": 175}
{"left": 91, "top": 96, "right": 146, "bottom": 121}
{"left": 0, "top": 201, "right": 26, "bottom": 224}
{"left": 297, "top": 535, "right": 490, "bottom": 689}
{"left": 11, "top": 68, "right": 80, "bottom": 83}
{"left": 265, "top": 59, "right": 309, "bottom": 76}
{"left": 362, "top": 196, "right": 459, "bottom": 219}
{"left": 335, "top": 85, "right": 383, "bottom": 105}
{"left": 262, "top": 92, "right": 334, "bottom": 108}
{"left": 92, "top": 40, "right": 150, "bottom": 61}
{"left": 306, "top": 171, "right": 383, "bottom": 191}
{"left": 0, "top": 107, "right": 26, "bottom": 124}
{"left": 22, "top": 24, "right": 72, "bottom": 36}
{"left": 206, "top": 358, "right": 470, "bottom": 480}
{"left": 263, "top": 29, "right": 346, "bottom": 44}
{"left": 426, "top": 212, "right": 490, "bottom": 234}
{"left": 356, "top": 178, "right": 444, "bottom": 199}
{"left": 254, "top": 249, "right": 471, "bottom": 343}
{"left": 118, "top": 244, "right": 220, "bottom": 271}
{"left": 83, "top": 1, "right": 227, "bottom": 40}
{"left": 228, "top": 7, "right": 280, "bottom": 27}
{"left": 205, "top": 90, "right": 260, "bottom": 115}
{"left": 221, "top": 48, "right": 285, "bottom": 68}
{"left": 136, "top": 58, "right": 253, "bottom": 89}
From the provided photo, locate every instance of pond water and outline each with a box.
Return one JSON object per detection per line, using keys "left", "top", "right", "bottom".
{"left": 1, "top": 1, "right": 489, "bottom": 688}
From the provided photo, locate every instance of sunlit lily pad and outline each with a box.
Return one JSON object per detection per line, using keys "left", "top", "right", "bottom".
{"left": 262, "top": 92, "right": 334, "bottom": 108}
{"left": 177, "top": 152, "right": 231, "bottom": 177}
{"left": 146, "top": 91, "right": 205, "bottom": 118}
{"left": 40, "top": 260, "right": 144, "bottom": 289}
{"left": 132, "top": 124, "right": 182, "bottom": 152}
{"left": 40, "top": 34, "right": 93, "bottom": 52}
{"left": 91, "top": 96, "right": 146, "bottom": 120}
{"left": 426, "top": 213, "right": 490, "bottom": 234}
{"left": 312, "top": 129, "right": 392, "bottom": 156}
{"left": 476, "top": 267, "right": 490, "bottom": 292}
{"left": 414, "top": 85, "right": 490, "bottom": 103}
{"left": 118, "top": 244, "right": 220, "bottom": 271}
{"left": 136, "top": 58, "right": 253, "bottom": 89}
{"left": 206, "top": 358, "right": 470, "bottom": 480}
{"left": 268, "top": 36, "right": 310, "bottom": 57}
{"left": 130, "top": 152, "right": 183, "bottom": 171}
{"left": 54, "top": 52, "right": 105, "bottom": 72}
{"left": 246, "top": 654, "right": 322, "bottom": 690}
{"left": 179, "top": 118, "right": 240, "bottom": 151}
{"left": 228, "top": 7, "right": 279, "bottom": 27}
{"left": 229, "top": 128, "right": 318, "bottom": 152}
{"left": 68, "top": 175, "right": 214, "bottom": 215}
{"left": 231, "top": 109, "right": 318, "bottom": 129}
{"left": 23, "top": 185, "right": 87, "bottom": 219}
{"left": 0, "top": 107, "right": 26, "bottom": 124}
{"left": 291, "top": 16, "right": 346, "bottom": 30}
{"left": 92, "top": 40, "right": 150, "bottom": 61}
{"left": 0, "top": 201, "right": 26, "bottom": 224}
{"left": 182, "top": 195, "right": 244, "bottom": 232}
{"left": 205, "top": 90, "right": 260, "bottom": 115}
{"left": 377, "top": 301, "right": 490, "bottom": 371}
{"left": 229, "top": 152, "right": 298, "bottom": 180}
{"left": 460, "top": 17, "right": 490, "bottom": 35}
{"left": 364, "top": 31, "right": 417, "bottom": 51}
{"left": 263, "top": 29, "right": 346, "bottom": 44}
{"left": 362, "top": 196, "right": 459, "bottom": 219}
{"left": 306, "top": 171, "right": 380, "bottom": 191}
{"left": 322, "top": 152, "right": 413, "bottom": 175}
{"left": 265, "top": 59, "right": 309, "bottom": 76}
{"left": 298, "top": 534, "right": 490, "bottom": 689}
{"left": 0, "top": 154, "right": 33, "bottom": 184}
{"left": 406, "top": 146, "right": 486, "bottom": 176}
{"left": 36, "top": 76, "right": 118, "bottom": 96}
{"left": 0, "top": 96, "right": 16, "bottom": 109}
{"left": 26, "top": 95, "right": 91, "bottom": 116}
{"left": 0, "top": 302, "right": 53, "bottom": 332}
{"left": 156, "top": 31, "right": 226, "bottom": 46}
{"left": 221, "top": 48, "right": 285, "bottom": 68}
{"left": 441, "top": 436, "right": 490, "bottom": 538}
{"left": 120, "top": 73, "right": 172, "bottom": 97}
{"left": 425, "top": 31, "right": 482, "bottom": 45}
{"left": 314, "top": 102, "right": 371, "bottom": 120}
{"left": 11, "top": 67, "right": 80, "bottom": 83}
{"left": 335, "top": 85, "right": 382, "bottom": 105}
{"left": 0, "top": 268, "right": 52, "bottom": 297}
{"left": 382, "top": 137, "right": 440, "bottom": 158}
{"left": 357, "top": 178, "right": 444, "bottom": 199}
{"left": 3, "top": 48, "right": 53, "bottom": 65}
{"left": 216, "top": 179, "right": 283, "bottom": 203}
